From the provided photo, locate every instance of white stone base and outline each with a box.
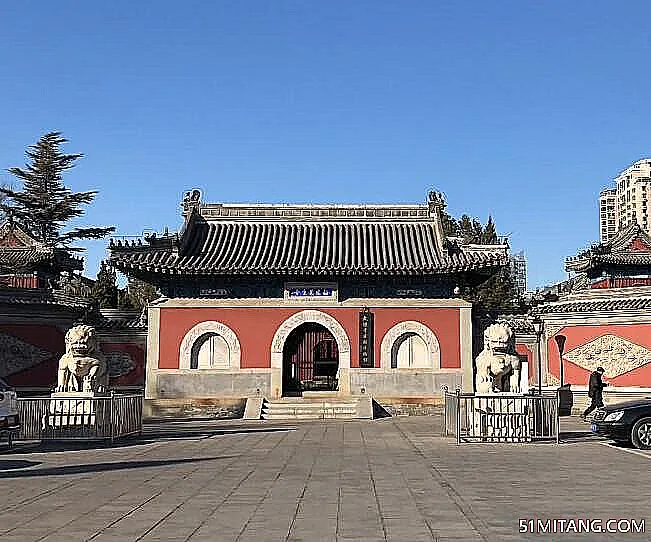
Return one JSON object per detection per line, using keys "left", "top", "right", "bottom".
{"left": 48, "top": 392, "right": 107, "bottom": 427}
{"left": 472, "top": 393, "right": 532, "bottom": 441}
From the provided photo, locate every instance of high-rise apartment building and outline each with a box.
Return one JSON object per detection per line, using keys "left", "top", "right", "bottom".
{"left": 510, "top": 250, "right": 527, "bottom": 296}
{"left": 599, "top": 159, "right": 651, "bottom": 243}
{"left": 599, "top": 188, "right": 616, "bottom": 242}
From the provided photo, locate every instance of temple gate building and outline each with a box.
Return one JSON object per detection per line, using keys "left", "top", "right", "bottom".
{"left": 109, "top": 190, "right": 509, "bottom": 416}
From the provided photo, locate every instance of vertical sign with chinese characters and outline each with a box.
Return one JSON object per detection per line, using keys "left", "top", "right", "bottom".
{"left": 359, "top": 308, "right": 374, "bottom": 368}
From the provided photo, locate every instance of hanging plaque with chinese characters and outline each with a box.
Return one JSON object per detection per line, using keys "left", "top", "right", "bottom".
{"left": 284, "top": 283, "right": 338, "bottom": 302}
{"left": 289, "top": 287, "right": 333, "bottom": 297}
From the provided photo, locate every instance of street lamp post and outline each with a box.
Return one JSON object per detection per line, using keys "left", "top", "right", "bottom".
{"left": 532, "top": 316, "right": 543, "bottom": 394}
{"left": 555, "top": 334, "right": 567, "bottom": 387}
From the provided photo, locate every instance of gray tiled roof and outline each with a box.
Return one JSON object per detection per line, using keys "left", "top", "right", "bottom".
{"left": 0, "top": 248, "right": 84, "bottom": 273}
{"left": 495, "top": 315, "right": 535, "bottom": 334}
{"left": 0, "top": 287, "right": 91, "bottom": 310}
{"left": 0, "top": 248, "right": 83, "bottom": 272}
{"left": 0, "top": 247, "right": 53, "bottom": 270}
{"left": 595, "top": 253, "right": 651, "bottom": 265}
{"left": 534, "top": 296, "right": 651, "bottom": 314}
{"left": 95, "top": 309, "right": 147, "bottom": 330}
{"left": 109, "top": 204, "right": 509, "bottom": 276}
{"left": 96, "top": 316, "right": 147, "bottom": 330}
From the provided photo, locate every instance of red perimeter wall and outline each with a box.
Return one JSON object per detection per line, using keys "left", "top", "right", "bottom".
{"left": 158, "top": 306, "right": 462, "bottom": 369}
{"left": 547, "top": 323, "right": 651, "bottom": 387}
{"left": 1, "top": 323, "right": 146, "bottom": 389}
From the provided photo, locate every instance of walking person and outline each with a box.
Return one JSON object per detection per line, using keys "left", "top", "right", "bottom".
{"left": 582, "top": 366, "right": 608, "bottom": 419}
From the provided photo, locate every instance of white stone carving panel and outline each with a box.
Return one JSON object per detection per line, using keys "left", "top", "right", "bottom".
{"left": 104, "top": 351, "right": 136, "bottom": 378}
{"left": 546, "top": 372, "right": 560, "bottom": 386}
{"left": 0, "top": 332, "right": 52, "bottom": 377}
{"left": 564, "top": 335, "right": 651, "bottom": 378}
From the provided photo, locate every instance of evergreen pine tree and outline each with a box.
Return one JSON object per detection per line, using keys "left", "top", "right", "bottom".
{"left": 481, "top": 215, "right": 498, "bottom": 244}
{"left": 471, "top": 218, "right": 483, "bottom": 243}
{"left": 125, "top": 277, "right": 158, "bottom": 309}
{"left": 0, "top": 179, "right": 8, "bottom": 222}
{"left": 458, "top": 215, "right": 475, "bottom": 243}
{"left": 90, "top": 261, "right": 118, "bottom": 309}
{"left": 429, "top": 190, "right": 520, "bottom": 310}
{"left": 469, "top": 266, "right": 518, "bottom": 311}
{"left": 117, "top": 288, "right": 135, "bottom": 309}
{"left": 440, "top": 211, "right": 458, "bottom": 238}
{"left": 0, "top": 132, "right": 114, "bottom": 250}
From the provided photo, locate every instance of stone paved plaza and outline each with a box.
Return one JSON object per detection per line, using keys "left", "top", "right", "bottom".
{"left": 1, "top": 416, "right": 650, "bottom": 542}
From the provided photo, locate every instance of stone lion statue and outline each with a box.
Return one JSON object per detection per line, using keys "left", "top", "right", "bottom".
{"left": 475, "top": 323, "right": 522, "bottom": 394}
{"left": 56, "top": 325, "right": 109, "bottom": 394}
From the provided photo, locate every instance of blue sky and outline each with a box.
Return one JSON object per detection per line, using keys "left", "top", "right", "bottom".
{"left": 1, "top": 1, "right": 650, "bottom": 288}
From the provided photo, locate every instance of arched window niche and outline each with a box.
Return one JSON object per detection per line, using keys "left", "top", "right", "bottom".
{"left": 380, "top": 321, "right": 440, "bottom": 370}
{"left": 179, "top": 321, "right": 241, "bottom": 370}
{"left": 390, "top": 332, "right": 429, "bottom": 368}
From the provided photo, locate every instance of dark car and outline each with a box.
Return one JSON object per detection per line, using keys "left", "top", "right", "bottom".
{"left": 591, "top": 399, "right": 651, "bottom": 449}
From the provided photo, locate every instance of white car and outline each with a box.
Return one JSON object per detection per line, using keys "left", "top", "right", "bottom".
{"left": 0, "top": 377, "right": 20, "bottom": 448}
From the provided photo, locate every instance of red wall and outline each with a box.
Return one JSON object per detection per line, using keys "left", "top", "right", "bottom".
{"left": 547, "top": 324, "right": 651, "bottom": 387}
{"left": 1, "top": 324, "right": 146, "bottom": 388}
{"left": 0, "top": 275, "right": 39, "bottom": 288}
{"left": 101, "top": 342, "right": 146, "bottom": 387}
{"left": 372, "top": 308, "right": 460, "bottom": 369}
{"left": 516, "top": 343, "right": 534, "bottom": 382}
{"left": 592, "top": 278, "right": 651, "bottom": 289}
{"left": 158, "top": 306, "right": 461, "bottom": 369}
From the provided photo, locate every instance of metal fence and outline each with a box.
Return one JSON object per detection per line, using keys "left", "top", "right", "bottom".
{"left": 443, "top": 388, "right": 559, "bottom": 444}
{"left": 17, "top": 393, "right": 143, "bottom": 443}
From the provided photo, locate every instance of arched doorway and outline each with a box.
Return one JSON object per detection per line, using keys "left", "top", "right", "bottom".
{"left": 282, "top": 322, "right": 339, "bottom": 396}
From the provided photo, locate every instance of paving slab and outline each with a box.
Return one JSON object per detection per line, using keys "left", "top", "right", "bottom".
{"left": 0, "top": 416, "right": 649, "bottom": 541}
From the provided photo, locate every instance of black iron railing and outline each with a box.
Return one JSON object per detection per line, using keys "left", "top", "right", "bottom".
{"left": 17, "top": 393, "right": 143, "bottom": 443}
{"left": 443, "top": 387, "right": 559, "bottom": 444}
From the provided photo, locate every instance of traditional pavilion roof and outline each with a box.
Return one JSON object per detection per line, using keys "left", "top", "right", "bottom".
{"left": 565, "top": 223, "right": 651, "bottom": 274}
{"left": 108, "top": 192, "right": 509, "bottom": 277}
{"left": 0, "top": 221, "right": 83, "bottom": 274}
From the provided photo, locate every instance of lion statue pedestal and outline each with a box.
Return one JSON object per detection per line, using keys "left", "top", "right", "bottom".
{"left": 471, "top": 392, "right": 531, "bottom": 442}
{"left": 48, "top": 325, "right": 110, "bottom": 429}
{"left": 473, "top": 323, "right": 531, "bottom": 441}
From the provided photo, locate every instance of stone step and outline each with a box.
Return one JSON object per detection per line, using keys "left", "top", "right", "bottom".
{"left": 264, "top": 402, "right": 359, "bottom": 409}
{"left": 262, "top": 407, "right": 357, "bottom": 415}
{"left": 261, "top": 412, "right": 357, "bottom": 420}
{"left": 265, "top": 397, "right": 359, "bottom": 403}
{"left": 246, "top": 395, "right": 374, "bottom": 420}
{"left": 262, "top": 408, "right": 358, "bottom": 417}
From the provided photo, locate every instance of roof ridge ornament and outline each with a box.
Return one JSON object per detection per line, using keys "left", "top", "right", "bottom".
{"left": 426, "top": 189, "right": 447, "bottom": 251}
{"left": 427, "top": 189, "right": 445, "bottom": 218}
{"left": 181, "top": 188, "right": 202, "bottom": 218}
